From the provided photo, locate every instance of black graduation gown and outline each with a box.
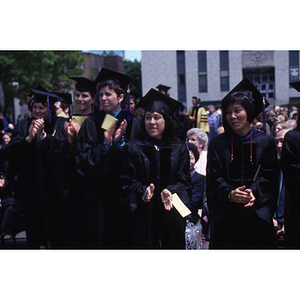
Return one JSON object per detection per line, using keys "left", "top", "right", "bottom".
{"left": 75, "top": 109, "right": 135, "bottom": 249}
{"left": 281, "top": 128, "right": 300, "bottom": 248}
{"left": 121, "top": 138, "right": 191, "bottom": 249}
{"left": 190, "top": 170, "right": 204, "bottom": 224}
{"left": 206, "top": 129, "right": 278, "bottom": 249}
{"left": 56, "top": 113, "right": 93, "bottom": 249}
{"left": 7, "top": 116, "right": 68, "bottom": 248}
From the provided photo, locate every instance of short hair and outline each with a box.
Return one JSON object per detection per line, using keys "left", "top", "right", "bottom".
{"left": 192, "top": 96, "right": 200, "bottom": 104}
{"left": 221, "top": 91, "right": 255, "bottom": 134}
{"left": 207, "top": 105, "right": 215, "bottom": 110}
{"left": 286, "top": 119, "right": 297, "bottom": 129}
{"left": 186, "top": 128, "right": 208, "bottom": 147}
{"left": 187, "top": 142, "right": 200, "bottom": 162}
{"left": 97, "top": 81, "right": 125, "bottom": 98}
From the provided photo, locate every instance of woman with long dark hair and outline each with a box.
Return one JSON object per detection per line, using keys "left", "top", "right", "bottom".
{"left": 206, "top": 77, "right": 278, "bottom": 249}
{"left": 121, "top": 88, "right": 191, "bottom": 249}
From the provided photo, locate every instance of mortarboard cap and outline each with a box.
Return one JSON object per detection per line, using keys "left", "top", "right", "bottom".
{"left": 222, "top": 76, "right": 269, "bottom": 118}
{"left": 28, "top": 85, "right": 48, "bottom": 98}
{"left": 129, "top": 90, "right": 140, "bottom": 100}
{"left": 30, "top": 89, "right": 61, "bottom": 121}
{"left": 94, "top": 67, "right": 132, "bottom": 90}
{"left": 156, "top": 84, "right": 171, "bottom": 94}
{"left": 30, "top": 89, "right": 60, "bottom": 103}
{"left": 52, "top": 92, "right": 72, "bottom": 105}
{"left": 289, "top": 81, "right": 300, "bottom": 92}
{"left": 138, "top": 88, "right": 181, "bottom": 114}
{"left": 69, "top": 77, "right": 97, "bottom": 94}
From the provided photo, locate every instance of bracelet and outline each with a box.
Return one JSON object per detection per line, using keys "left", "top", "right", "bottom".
{"left": 228, "top": 191, "right": 234, "bottom": 202}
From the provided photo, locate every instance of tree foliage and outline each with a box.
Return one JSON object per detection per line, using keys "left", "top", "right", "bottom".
{"left": 123, "top": 59, "right": 142, "bottom": 97}
{"left": 0, "top": 50, "right": 85, "bottom": 111}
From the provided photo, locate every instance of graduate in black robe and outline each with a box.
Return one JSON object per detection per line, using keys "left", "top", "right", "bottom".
{"left": 121, "top": 88, "right": 191, "bottom": 249}
{"left": 206, "top": 77, "right": 278, "bottom": 249}
{"left": 57, "top": 77, "right": 98, "bottom": 248}
{"left": 281, "top": 81, "right": 300, "bottom": 248}
{"left": 75, "top": 68, "right": 138, "bottom": 249}
{"left": 7, "top": 89, "right": 68, "bottom": 248}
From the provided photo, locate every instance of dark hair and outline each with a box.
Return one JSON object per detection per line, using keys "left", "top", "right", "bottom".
{"left": 57, "top": 101, "right": 70, "bottom": 113}
{"left": 134, "top": 110, "right": 179, "bottom": 145}
{"left": 28, "top": 96, "right": 56, "bottom": 119}
{"left": 192, "top": 96, "right": 200, "bottom": 104}
{"left": 187, "top": 142, "right": 199, "bottom": 162}
{"left": 121, "top": 93, "right": 137, "bottom": 110}
{"left": 297, "top": 100, "right": 300, "bottom": 129}
{"left": 222, "top": 91, "right": 255, "bottom": 134}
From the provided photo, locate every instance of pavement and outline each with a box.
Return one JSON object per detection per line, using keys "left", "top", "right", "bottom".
{"left": 0, "top": 231, "right": 29, "bottom": 249}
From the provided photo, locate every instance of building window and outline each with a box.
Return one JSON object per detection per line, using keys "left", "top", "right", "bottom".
{"left": 176, "top": 51, "right": 186, "bottom": 103}
{"left": 289, "top": 51, "right": 299, "bottom": 83}
{"left": 178, "top": 74, "right": 185, "bottom": 86}
{"left": 243, "top": 67, "right": 275, "bottom": 100}
{"left": 198, "top": 51, "right": 207, "bottom": 93}
{"left": 220, "top": 51, "right": 229, "bottom": 91}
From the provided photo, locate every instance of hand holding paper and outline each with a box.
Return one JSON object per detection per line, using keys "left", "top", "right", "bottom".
{"left": 72, "top": 115, "right": 88, "bottom": 127}
{"left": 169, "top": 193, "right": 191, "bottom": 218}
{"left": 101, "top": 114, "right": 118, "bottom": 131}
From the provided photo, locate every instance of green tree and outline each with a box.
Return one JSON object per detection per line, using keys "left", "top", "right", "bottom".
{"left": 0, "top": 50, "right": 85, "bottom": 115}
{"left": 123, "top": 58, "right": 141, "bottom": 97}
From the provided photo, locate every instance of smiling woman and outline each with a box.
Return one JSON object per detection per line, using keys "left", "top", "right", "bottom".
{"left": 7, "top": 89, "right": 68, "bottom": 248}
{"left": 144, "top": 111, "right": 165, "bottom": 140}
{"left": 225, "top": 102, "right": 250, "bottom": 136}
{"left": 121, "top": 88, "right": 191, "bottom": 249}
{"left": 206, "top": 77, "right": 279, "bottom": 249}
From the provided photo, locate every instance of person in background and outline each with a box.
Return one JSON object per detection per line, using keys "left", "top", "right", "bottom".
{"left": 0, "top": 112, "right": 9, "bottom": 135}
{"left": 121, "top": 88, "right": 191, "bottom": 249}
{"left": 187, "top": 143, "right": 204, "bottom": 224}
{"left": 53, "top": 92, "right": 72, "bottom": 119}
{"left": 187, "top": 96, "right": 210, "bottom": 134}
{"left": 273, "top": 128, "right": 290, "bottom": 247}
{"left": 156, "top": 84, "right": 171, "bottom": 96}
{"left": 186, "top": 128, "right": 208, "bottom": 176}
{"left": 16, "top": 115, "right": 23, "bottom": 124}
{"left": 122, "top": 90, "right": 143, "bottom": 118}
{"left": 271, "top": 121, "right": 288, "bottom": 137}
{"left": 281, "top": 81, "right": 300, "bottom": 249}
{"left": 206, "top": 77, "right": 278, "bottom": 249}
{"left": 207, "top": 105, "right": 220, "bottom": 143}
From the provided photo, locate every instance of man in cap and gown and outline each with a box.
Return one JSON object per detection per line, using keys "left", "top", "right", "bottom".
{"left": 52, "top": 91, "right": 72, "bottom": 119}
{"left": 187, "top": 96, "right": 210, "bottom": 134}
